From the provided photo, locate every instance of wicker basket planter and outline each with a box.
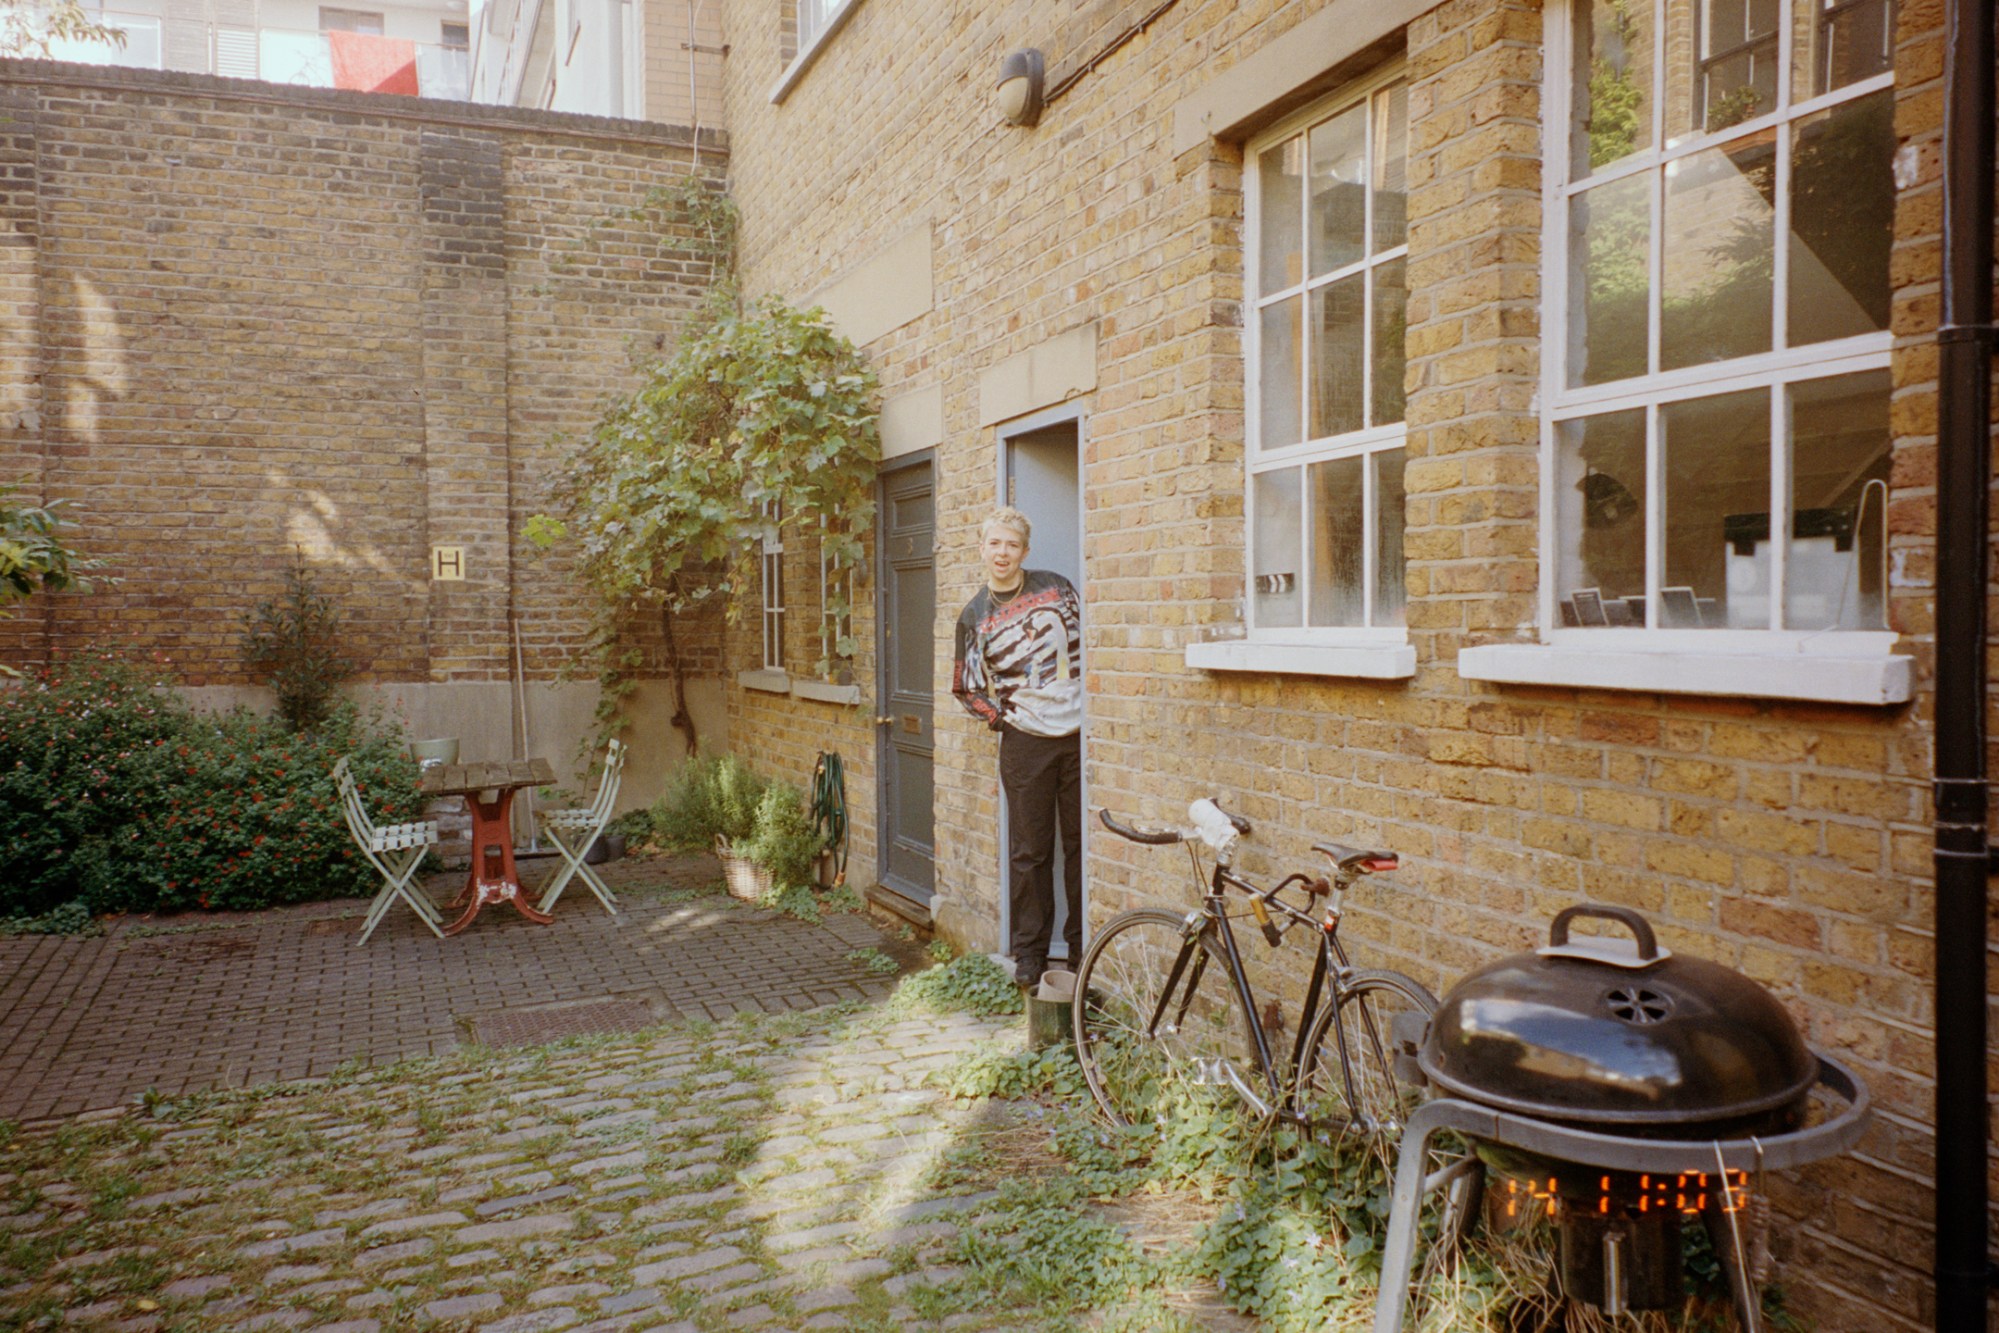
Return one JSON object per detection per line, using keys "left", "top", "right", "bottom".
{"left": 716, "top": 837, "right": 774, "bottom": 901}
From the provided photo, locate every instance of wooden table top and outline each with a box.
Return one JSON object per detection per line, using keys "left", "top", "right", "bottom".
{"left": 419, "top": 757, "right": 556, "bottom": 798}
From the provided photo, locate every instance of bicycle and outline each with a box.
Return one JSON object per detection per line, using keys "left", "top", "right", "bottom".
{"left": 1074, "top": 798, "right": 1482, "bottom": 1276}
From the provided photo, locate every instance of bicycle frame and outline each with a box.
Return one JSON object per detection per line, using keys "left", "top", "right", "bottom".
{"left": 1143, "top": 856, "right": 1382, "bottom": 1126}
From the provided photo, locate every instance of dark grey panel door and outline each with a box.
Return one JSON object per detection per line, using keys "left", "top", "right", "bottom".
{"left": 878, "top": 460, "right": 935, "bottom": 901}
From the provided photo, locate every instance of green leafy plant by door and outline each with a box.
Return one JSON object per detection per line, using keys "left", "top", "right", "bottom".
{"left": 532, "top": 295, "right": 880, "bottom": 754}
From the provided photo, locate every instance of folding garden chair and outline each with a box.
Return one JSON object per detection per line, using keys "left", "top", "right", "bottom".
{"left": 535, "top": 738, "right": 627, "bottom": 916}
{"left": 332, "top": 756, "right": 442, "bottom": 945}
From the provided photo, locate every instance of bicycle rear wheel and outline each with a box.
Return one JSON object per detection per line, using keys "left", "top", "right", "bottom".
{"left": 1300, "top": 969, "right": 1482, "bottom": 1277}
{"left": 1072, "top": 908, "right": 1260, "bottom": 1133}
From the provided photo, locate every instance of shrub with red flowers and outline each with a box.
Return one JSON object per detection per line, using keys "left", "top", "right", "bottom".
{"left": 0, "top": 654, "right": 422, "bottom": 920}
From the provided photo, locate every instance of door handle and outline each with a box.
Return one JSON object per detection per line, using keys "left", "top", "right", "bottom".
{"left": 875, "top": 716, "right": 894, "bottom": 726}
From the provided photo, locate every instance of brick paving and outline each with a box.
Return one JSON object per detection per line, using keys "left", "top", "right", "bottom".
{"left": 0, "top": 852, "right": 1267, "bottom": 1331}
{"left": 0, "top": 853, "right": 907, "bottom": 1124}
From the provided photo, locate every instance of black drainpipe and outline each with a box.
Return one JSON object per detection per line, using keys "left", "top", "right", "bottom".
{"left": 1931, "top": 0, "right": 1996, "bottom": 1317}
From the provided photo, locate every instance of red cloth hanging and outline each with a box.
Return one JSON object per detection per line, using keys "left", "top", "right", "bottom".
{"left": 328, "top": 30, "right": 419, "bottom": 96}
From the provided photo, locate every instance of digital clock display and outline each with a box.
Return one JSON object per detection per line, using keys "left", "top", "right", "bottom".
{"left": 1499, "top": 1169, "right": 1751, "bottom": 1222}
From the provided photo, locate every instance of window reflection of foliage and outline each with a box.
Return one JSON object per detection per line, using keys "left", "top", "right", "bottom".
{"left": 1577, "top": 180, "right": 1650, "bottom": 383}
{"left": 1660, "top": 138, "right": 1776, "bottom": 367}
{"left": 1585, "top": 0, "right": 1644, "bottom": 168}
{"left": 1706, "top": 84, "right": 1763, "bottom": 132}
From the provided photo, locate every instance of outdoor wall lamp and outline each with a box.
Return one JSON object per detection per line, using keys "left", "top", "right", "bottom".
{"left": 997, "top": 48, "right": 1045, "bottom": 127}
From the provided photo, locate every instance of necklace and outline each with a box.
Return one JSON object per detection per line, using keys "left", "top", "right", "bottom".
{"left": 990, "top": 579, "right": 1025, "bottom": 605}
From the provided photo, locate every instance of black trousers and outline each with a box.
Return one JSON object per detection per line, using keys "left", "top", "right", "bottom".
{"left": 999, "top": 725, "right": 1082, "bottom": 984}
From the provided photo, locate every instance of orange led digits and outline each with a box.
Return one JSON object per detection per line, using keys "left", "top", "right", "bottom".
{"left": 1586, "top": 1169, "right": 1751, "bottom": 1216}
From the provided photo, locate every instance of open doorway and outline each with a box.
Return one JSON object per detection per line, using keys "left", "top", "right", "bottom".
{"left": 996, "top": 407, "right": 1086, "bottom": 965}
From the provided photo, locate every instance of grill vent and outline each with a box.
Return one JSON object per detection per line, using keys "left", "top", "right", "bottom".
{"left": 1605, "top": 986, "right": 1673, "bottom": 1025}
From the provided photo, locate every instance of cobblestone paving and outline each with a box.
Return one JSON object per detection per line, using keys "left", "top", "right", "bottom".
{"left": 0, "top": 1000, "right": 1241, "bottom": 1331}
{"left": 0, "top": 855, "right": 906, "bottom": 1124}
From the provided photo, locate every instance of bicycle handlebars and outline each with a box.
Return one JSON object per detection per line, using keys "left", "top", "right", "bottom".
{"left": 1097, "top": 809, "right": 1180, "bottom": 844}
{"left": 1097, "top": 800, "right": 1252, "bottom": 845}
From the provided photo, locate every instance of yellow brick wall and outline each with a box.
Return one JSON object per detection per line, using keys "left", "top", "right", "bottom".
{"left": 716, "top": 0, "right": 1974, "bottom": 1324}
{"left": 0, "top": 61, "right": 729, "bottom": 695}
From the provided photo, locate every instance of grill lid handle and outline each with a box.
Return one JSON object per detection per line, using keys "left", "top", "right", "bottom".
{"left": 1540, "top": 903, "right": 1672, "bottom": 969}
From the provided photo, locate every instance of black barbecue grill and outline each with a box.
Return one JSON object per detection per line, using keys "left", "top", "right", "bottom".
{"left": 1371, "top": 905, "right": 1871, "bottom": 1333}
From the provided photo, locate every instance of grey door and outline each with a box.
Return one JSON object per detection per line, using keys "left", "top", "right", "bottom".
{"left": 1000, "top": 418, "right": 1085, "bottom": 961}
{"left": 877, "top": 459, "right": 935, "bottom": 902}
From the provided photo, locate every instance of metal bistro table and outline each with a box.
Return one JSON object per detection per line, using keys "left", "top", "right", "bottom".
{"left": 419, "top": 758, "right": 558, "bottom": 935}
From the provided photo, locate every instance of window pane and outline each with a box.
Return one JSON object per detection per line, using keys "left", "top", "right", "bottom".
{"left": 1664, "top": 388, "right": 1770, "bottom": 628}
{"left": 1373, "top": 82, "right": 1409, "bottom": 251}
{"left": 1309, "top": 103, "right": 1368, "bottom": 275}
{"left": 1789, "top": 90, "right": 1893, "bottom": 345}
{"left": 1572, "top": 0, "right": 1654, "bottom": 176}
{"left": 1253, "top": 468, "right": 1304, "bottom": 628}
{"left": 1310, "top": 275, "right": 1364, "bottom": 439}
{"left": 1698, "top": 0, "right": 1780, "bottom": 129}
{"left": 1568, "top": 174, "right": 1651, "bottom": 387}
{"left": 1788, "top": 370, "right": 1890, "bottom": 628}
{"left": 1372, "top": 256, "right": 1408, "bottom": 427}
{"left": 1260, "top": 295, "right": 1304, "bottom": 449}
{"left": 1259, "top": 138, "right": 1305, "bottom": 294}
{"left": 1374, "top": 447, "right": 1408, "bottom": 626}
{"left": 1806, "top": 0, "right": 1894, "bottom": 94}
{"left": 1661, "top": 134, "right": 1775, "bottom": 370}
{"left": 1556, "top": 411, "right": 1648, "bottom": 627}
{"left": 1308, "top": 455, "right": 1366, "bottom": 626}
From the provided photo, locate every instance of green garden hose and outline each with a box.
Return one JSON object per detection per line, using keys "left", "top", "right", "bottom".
{"left": 811, "top": 751, "right": 848, "bottom": 884}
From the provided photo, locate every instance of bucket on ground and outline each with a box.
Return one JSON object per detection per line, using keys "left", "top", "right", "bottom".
{"left": 1026, "top": 968, "right": 1077, "bottom": 1052}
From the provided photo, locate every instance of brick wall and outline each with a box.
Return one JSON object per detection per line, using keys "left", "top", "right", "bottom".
{"left": 716, "top": 0, "right": 1974, "bottom": 1324}
{"left": 0, "top": 60, "right": 728, "bottom": 696}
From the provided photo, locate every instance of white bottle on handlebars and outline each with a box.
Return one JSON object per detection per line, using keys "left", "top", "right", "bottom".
{"left": 1188, "top": 799, "right": 1239, "bottom": 864}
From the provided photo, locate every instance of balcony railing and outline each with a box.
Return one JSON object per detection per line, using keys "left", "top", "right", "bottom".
{"left": 47, "top": 14, "right": 469, "bottom": 101}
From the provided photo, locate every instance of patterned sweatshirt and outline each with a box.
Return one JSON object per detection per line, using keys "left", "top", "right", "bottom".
{"left": 951, "top": 569, "right": 1083, "bottom": 738}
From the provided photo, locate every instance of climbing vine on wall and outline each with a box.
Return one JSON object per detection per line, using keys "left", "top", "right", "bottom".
{"left": 530, "top": 181, "right": 880, "bottom": 755}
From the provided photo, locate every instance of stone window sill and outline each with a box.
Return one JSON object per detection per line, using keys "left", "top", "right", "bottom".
{"left": 1185, "top": 637, "right": 1416, "bottom": 680}
{"left": 738, "top": 668, "right": 791, "bottom": 695}
{"left": 736, "top": 669, "right": 862, "bottom": 705}
{"left": 1457, "top": 641, "right": 1914, "bottom": 705}
{"left": 769, "top": 0, "right": 860, "bottom": 104}
{"left": 791, "top": 678, "right": 861, "bottom": 705}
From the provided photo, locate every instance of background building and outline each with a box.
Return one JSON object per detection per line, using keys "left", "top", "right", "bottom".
{"left": 467, "top": 0, "right": 723, "bottom": 125}
{"left": 50, "top": 0, "right": 474, "bottom": 97}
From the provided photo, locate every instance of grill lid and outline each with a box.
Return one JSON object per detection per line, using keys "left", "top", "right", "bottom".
{"left": 1418, "top": 904, "right": 1818, "bottom": 1128}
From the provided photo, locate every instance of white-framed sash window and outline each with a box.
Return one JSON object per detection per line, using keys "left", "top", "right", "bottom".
{"left": 1540, "top": 0, "right": 1897, "bottom": 644}
{"left": 760, "top": 502, "right": 785, "bottom": 673}
{"left": 818, "top": 514, "right": 853, "bottom": 676}
{"left": 1244, "top": 66, "right": 1411, "bottom": 642}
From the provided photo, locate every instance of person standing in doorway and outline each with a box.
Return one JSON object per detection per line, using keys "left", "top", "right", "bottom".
{"left": 950, "top": 506, "right": 1083, "bottom": 991}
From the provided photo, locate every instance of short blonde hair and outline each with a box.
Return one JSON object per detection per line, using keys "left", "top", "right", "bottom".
{"left": 980, "top": 506, "right": 1032, "bottom": 546}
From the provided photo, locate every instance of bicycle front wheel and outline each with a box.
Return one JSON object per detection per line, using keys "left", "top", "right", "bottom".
{"left": 1072, "top": 908, "right": 1259, "bottom": 1133}
{"left": 1300, "top": 969, "right": 1482, "bottom": 1268}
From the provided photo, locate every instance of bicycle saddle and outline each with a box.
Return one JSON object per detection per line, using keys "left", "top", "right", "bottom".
{"left": 1312, "top": 842, "right": 1399, "bottom": 875}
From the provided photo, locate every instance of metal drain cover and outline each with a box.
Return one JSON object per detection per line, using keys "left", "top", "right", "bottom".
{"left": 466, "top": 995, "right": 668, "bottom": 1048}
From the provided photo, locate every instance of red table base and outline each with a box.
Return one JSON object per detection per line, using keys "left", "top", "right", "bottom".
{"left": 443, "top": 788, "right": 553, "bottom": 935}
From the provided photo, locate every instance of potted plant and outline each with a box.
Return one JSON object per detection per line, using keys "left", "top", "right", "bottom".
{"left": 651, "top": 755, "right": 820, "bottom": 900}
